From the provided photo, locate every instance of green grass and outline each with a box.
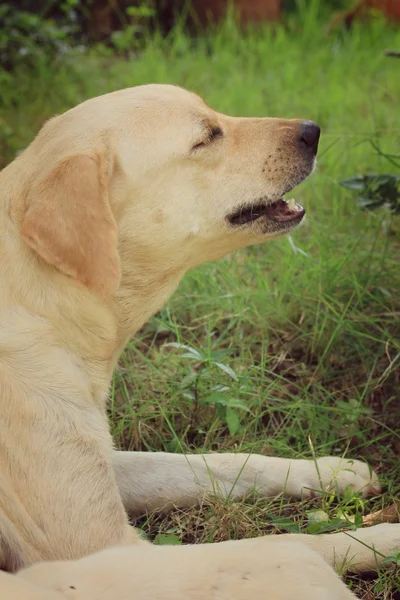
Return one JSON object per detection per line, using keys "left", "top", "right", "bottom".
{"left": 2, "top": 10, "right": 400, "bottom": 598}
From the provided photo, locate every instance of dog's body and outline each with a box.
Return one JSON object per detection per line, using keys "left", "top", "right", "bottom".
{"left": 0, "top": 84, "right": 398, "bottom": 598}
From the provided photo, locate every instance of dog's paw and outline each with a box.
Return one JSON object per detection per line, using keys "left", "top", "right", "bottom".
{"left": 333, "top": 523, "right": 400, "bottom": 572}
{"left": 355, "top": 523, "right": 400, "bottom": 557}
{"left": 298, "top": 457, "right": 381, "bottom": 499}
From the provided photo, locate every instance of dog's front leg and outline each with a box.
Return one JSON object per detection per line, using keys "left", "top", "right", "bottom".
{"left": 18, "top": 524, "right": 400, "bottom": 599}
{"left": 18, "top": 536, "right": 358, "bottom": 600}
{"left": 113, "top": 451, "right": 379, "bottom": 515}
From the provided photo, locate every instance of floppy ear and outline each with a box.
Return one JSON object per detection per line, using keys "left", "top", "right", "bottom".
{"left": 20, "top": 154, "right": 121, "bottom": 297}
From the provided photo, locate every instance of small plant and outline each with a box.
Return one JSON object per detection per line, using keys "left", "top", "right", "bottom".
{"left": 340, "top": 173, "right": 400, "bottom": 214}
{"left": 340, "top": 137, "right": 400, "bottom": 215}
{"left": 163, "top": 343, "right": 249, "bottom": 436}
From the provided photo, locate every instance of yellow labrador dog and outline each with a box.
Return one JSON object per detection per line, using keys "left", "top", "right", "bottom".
{"left": 0, "top": 84, "right": 398, "bottom": 598}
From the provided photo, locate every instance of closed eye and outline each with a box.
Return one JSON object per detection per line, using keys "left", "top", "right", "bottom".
{"left": 191, "top": 126, "right": 223, "bottom": 151}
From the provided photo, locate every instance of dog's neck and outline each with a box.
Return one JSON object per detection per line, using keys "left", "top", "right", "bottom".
{"left": 1, "top": 232, "right": 185, "bottom": 411}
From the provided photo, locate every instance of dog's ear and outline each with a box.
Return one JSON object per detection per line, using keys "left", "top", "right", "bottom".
{"left": 20, "top": 154, "right": 121, "bottom": 297}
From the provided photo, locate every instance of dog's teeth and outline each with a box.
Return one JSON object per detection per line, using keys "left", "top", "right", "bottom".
{"left": 287, "top": 198, "right": 296, "bottom": 210}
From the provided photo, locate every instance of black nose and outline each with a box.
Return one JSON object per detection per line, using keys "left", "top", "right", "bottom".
{"left": 299, "top": 121, "right": 320, "bottom": 154}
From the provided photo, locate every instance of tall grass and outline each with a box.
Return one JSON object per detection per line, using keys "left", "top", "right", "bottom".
{"left": 1, "top": 8, "right": 400, "bottom": 597}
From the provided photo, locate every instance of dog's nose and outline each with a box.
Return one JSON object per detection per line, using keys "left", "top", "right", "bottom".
{"left": 299, "top": 121, "right": 320, "bottom": 154}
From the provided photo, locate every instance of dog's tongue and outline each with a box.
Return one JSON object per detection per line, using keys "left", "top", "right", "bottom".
{"left": 266, "top": 199, "right": 305, "bottom": 222}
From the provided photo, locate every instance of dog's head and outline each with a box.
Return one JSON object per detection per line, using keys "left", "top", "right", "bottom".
{"left": 18, "top": 84, "right": 319, "bottom": 298}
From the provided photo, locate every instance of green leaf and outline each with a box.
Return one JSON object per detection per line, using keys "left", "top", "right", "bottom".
{"left": 201, "top": 393, "right": 250, "bottom": 412}
{"left": 306, "top": 523, "right": 326, "bottom": 534}
{"left": 215, "top": 403, "right": 226, "bottom": 420}
{"left": 179, "top": 352, "right": 203, "bottom": 361}
{"left": 357, "top": 199, "right": 387, "bottom": 211}
{"left": 265, "top": 514, "right": 301, "bottom": 534}
{"left": 339, "top": 175, "right": 367, "bottom": 191}
{"left": 209, "top": 348, "right": 234, "bottom": 361}
{"left": 305, "top": 509, "right": 330, "bottom": 534}
{"left": 223, "top": 398, "right": 250, "bottom": 411}
{"left": 180, "top": 372, "right": 197, "bottom": 388}
{"left": 354, "top": 512, "right": 363, "bottom": 528}
{"left": 225, "top": 407, "right": 240, "bottom": 436}
{"left": 201, "top": 392, "right": 230, "bottom": 406}
{"left": 307, "top": 509, "right": 330, "bottom": 523}
{"left": 164, "top": 439, "right": 182, "bottom": 453}
{"left": 211, "top": 385, "right": 230, "bottom": 393}
{"left": 153, "top": 534, "right": 182, "bottom": 546}
{"left": 371, "top": 174, "right": 400, "bottom": 186}
{"left": 163, "top": 343, "right": 203, "bottom": 360}
{"left": 214, "top": 361, "right": 238, "bottom": 381}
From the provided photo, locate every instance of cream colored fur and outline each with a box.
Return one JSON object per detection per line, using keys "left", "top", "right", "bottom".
{"left": 0, "top": 84, "right": 398, "bottom": 598}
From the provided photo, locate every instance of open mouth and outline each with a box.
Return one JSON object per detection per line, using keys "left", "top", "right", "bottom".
{"left": 228, "top": 198, "right": 305, "bottom": 227}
